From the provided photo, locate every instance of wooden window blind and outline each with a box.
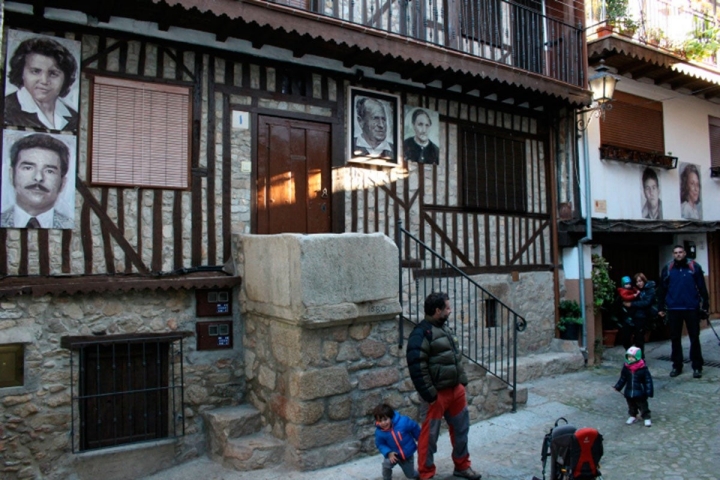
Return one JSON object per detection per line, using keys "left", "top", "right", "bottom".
{"left": 600, "top": 91, "right": 664, "bottom": 153}
{"left": 461, "top": 127, "right": 526, "bottom": 213}
{"left": 709, "top": 116, "right": 720, "bottom": 168}
{"left": 90, "top": 76, "right": 191, "bottom": 189}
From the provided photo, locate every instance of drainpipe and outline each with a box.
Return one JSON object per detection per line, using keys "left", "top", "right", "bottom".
{"left": 577, "top": 111, "right": 592, "bottom": 363}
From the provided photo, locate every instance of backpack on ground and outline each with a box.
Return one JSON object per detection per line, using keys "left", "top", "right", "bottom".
{"left": 533, "top": 417, "right": 604, "bottom": 480}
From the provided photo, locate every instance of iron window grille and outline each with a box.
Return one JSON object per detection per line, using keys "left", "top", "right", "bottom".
{"left": 62, "top": 333, "right": 186, "bottom": 453}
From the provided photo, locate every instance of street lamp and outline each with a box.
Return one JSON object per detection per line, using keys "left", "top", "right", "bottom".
{"left": 578, "top": 60, "right": 621, "bottom": 130}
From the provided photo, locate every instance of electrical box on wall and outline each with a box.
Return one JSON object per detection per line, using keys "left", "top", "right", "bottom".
{"left": 196, "top": 320, "right": 233, "bottom": 350}
{"left": 684, "top": 240, "right": 697, "bottom": 259}
{"left": 196, "top": 289, "right": 232, "bottom": 317}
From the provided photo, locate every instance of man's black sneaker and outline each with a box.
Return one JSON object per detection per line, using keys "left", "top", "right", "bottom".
{"left": 669, "top": 368, "right": 682, "bottom": 377}
{"left": 453, "top": 468, "right": 482, "bottom": 480}
{"left": 693, "top": 369, "right": 702, "bottom": 378}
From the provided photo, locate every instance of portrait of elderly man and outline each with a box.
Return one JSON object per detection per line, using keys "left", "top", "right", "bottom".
{"left": 641, "top": 168, "right": 662, "bottom": 220}
{"left": 403, "top": 107, "right": 440, "bottom": 164}
{"left": 1, "top": 132, "right": 75, "bottom": 229}
{"left": 4, "top": 31, "right": 81, "bottom": 131}
{"left": 679, "top": 163, "right": 702, "bottom": 220}
{"left": 352, "top": 95, "right": 394, "bottom": 161}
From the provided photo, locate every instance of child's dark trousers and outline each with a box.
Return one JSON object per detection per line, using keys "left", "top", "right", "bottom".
{"left": 626, "top": 396, "right": 651, "bottom": 419}
{"left": 382, "top": 454, "right": 419, "bottom": 480}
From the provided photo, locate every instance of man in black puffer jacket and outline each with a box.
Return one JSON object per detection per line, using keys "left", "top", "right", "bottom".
{"left": 406, "top": 292, "right": 481, "bottom": 480}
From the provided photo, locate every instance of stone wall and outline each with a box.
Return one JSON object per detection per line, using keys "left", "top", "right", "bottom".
{"left": 0, "top": 289, "right": 244, "bottom": 480}
{"left": 237, "top": 232, "right": 520, "bottom": 470}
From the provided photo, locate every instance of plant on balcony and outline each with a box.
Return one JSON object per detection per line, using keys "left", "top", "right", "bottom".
{"left": 682, "top": 20, "right": 720, "bottom": 61}
{"left": 645, "top": 27, "right": 667, "bottom": 47}
{"left": 605, "top": 0, "right": 629, "bottom": 27}
{"left": 618, "top": 17, "right": 639, "bottom": 37}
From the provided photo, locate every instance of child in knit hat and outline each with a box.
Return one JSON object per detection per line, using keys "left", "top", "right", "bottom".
{"left": 613, "top": 346, "right": 654, "bottom": 427}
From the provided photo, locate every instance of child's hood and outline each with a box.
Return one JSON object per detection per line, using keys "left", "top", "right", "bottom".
{"left": 626, "top": 358, "right": 646, "bottom": 372}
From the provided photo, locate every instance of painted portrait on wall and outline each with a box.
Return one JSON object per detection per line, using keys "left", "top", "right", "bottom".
{"left": 348, "top": 87, "right": 399, "bottom": 166}
{"left": 678, "top": 162, "right": 702, "bottom": 220}
{"left": 403, "top": 106, "right": 440, "bottom": 164}
{"left": 640, "top": 167, "right": 662, "bottom": 220}
{"left": 1, "top": 129, "right": 77, "bottom": 229}
{"left": 4, "top": 30, "right": 82, "bottom": 132}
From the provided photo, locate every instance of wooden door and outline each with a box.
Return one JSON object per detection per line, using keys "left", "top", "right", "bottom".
{"left": 257, "top": 116, "right": 331, "bottom": 234}
{"left": 602, "top": 243, "right": 661, "bottom": 285}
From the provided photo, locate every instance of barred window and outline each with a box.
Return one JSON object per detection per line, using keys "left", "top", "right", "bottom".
{"left": 62, "top": 333, "right": 186, "bottom": 452}
{"left": 709, "top": 116, "right": 720, "bottom": 170}
{"left": 460, "top": 127, "right": 527, "bottom": 213}
{"left": 89, "top": 76, "right": 191, "bottom": 189}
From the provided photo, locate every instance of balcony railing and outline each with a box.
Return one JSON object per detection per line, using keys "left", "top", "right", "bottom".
{"left": 270, "top": 0, "right": 585, "bottom": 87}
{"left": 587, "top": 0, "right": 720, "bottom": 68}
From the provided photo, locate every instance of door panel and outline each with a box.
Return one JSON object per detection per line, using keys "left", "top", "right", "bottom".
{"left": 257, "top": 116, "right": 331, "bottom": 234}
{"left": 709, "top": 232, "right": 720, "bottom": 315}
{"left": 602, "top": 244, "right": 661, "bottom": 285}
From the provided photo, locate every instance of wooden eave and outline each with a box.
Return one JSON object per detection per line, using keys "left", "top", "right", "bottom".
{"left": 0, "top": 271, "right": 242, "bottom": 298}
{"left": 588, "top": 36, "right": 720, "bottom": 102}
{"left": 560, "top": 218, "right": 720, "bottom": 234}
{"left": 35, "top": 0, "right": 591, "bottom": 108}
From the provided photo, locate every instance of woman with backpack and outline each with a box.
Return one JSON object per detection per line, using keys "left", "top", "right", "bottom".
{"left": 622, "top": 272, "right": 657, "bottom": 357}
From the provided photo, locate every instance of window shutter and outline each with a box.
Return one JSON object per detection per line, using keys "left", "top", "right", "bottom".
{"left": 600, "top": 91, "right": 664, "bottom": 153}
{"left": 90, "top": 76, "right": 191, "bottom": 189}
{"left": 709, "top": 116, "right": 720, "bottom": 168}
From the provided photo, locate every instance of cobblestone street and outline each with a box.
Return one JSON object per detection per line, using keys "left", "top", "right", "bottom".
{"left": 143, "top": 321, "right": 720, "bottom": 480}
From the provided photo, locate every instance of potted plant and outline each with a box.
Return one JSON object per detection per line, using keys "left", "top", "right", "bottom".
{"left": 558, "top": 299, "right": 583, "bottom": 341}
{"left": 592, "top": 254, "right": 619, "bottom": 346}
{"left": 645, "top": 27, "right": 667, "bottom": 47}
{"left": 682, "top": 19, "right": 720, "bottom": 61}
{"left": 605, "top": 0, "right": 629, "bottom": 27}
{"left": 618, "top": 17, "right": 639, "bottom": 37}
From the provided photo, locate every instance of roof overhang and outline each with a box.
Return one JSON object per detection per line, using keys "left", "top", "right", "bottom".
{"left": 0, "top": 271, "right": 242, "bottom": 298}
{"left": 588, "top": 36, "right": 720, "bottom": 103}
{"left": 560, "top": 218, "right": 720, "bottom": 235}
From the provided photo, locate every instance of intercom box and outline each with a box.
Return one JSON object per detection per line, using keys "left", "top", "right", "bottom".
{"left": 196, "top": 320, "right": 233, "bottom": 350}
{"left": 195, "top": 289, "right": 232, "bottom": 317}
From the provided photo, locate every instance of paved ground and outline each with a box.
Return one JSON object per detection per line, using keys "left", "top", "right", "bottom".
{"left": 143, "top": 321, "right": 720, "bottom": 480}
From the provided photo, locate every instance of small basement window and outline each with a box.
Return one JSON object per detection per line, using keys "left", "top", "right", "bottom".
{"left": 0, "top": 344, "right": 24, "bottom": 388}
{"left": 62, "top": 333, "right": 188, "bottom": 452}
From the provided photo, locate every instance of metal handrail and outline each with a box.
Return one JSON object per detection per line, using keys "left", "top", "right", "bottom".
{"left": 396, "top": 221, "right": 527, "bottom": 412}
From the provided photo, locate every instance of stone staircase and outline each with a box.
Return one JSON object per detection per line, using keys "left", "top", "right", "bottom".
{"left": 203, "top": 405, "right": 285, "bottom": 471}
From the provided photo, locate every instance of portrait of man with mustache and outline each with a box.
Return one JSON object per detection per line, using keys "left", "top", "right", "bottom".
{"left": 1, "top": 132, "right": 75, "bottom": 229}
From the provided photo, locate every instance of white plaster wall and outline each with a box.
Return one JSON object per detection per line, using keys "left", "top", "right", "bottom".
{"left": 582, "top": 74, "right": 720, "bottom": 223}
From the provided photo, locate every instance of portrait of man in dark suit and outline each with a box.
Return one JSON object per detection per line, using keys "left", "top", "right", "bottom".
{"left": 1, "top": 130, "right": 76, "bottom": 229}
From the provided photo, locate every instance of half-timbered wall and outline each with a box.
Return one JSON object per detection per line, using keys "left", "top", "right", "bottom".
{"left": 344, "top": 93, "right": 554, "bottom": 273}
{"left": 1, "top": 20, "right": 556, "bottom": 280}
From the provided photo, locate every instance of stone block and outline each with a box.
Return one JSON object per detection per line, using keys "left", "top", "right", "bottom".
{"left": 327, "top": 395, "right": 352, "bottom": 421}
{"left": 285, "top": 439, "right": 361, "bottom": 471}
{"left": 288, "top": 367, "right": 351, "bottom": 400}
{"left": 272, "top": 396, "right": 324, "bottom": 425}
{"left": 221, "top": 433, "right": 286, "bottom": 471}
{"left": 204, "top": 405, "right": 263, "bottom": 456}
{"left": 359, "top": 338, "right": 386, "bottom": 358}
{"left": 357, "top": 367, "right": 400, "bottom": 390}
{"left": 285, "top": 421, "right": 352, "bottom": 449}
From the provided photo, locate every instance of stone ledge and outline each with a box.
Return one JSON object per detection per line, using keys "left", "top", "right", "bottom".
{"left": 71, "top": 438, "right": 177, "bottom": 480}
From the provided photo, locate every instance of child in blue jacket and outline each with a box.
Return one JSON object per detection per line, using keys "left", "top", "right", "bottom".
{"left": 373, "top": 403, "right": 420, "bottom": 480}
{"left": 613, "top": 346, "right": 654, "bottom": 427}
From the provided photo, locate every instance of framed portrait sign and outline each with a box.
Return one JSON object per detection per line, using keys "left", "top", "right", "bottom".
{"left": 348, "top": 87, "right": 399, "bottom": 167}
{"left": 403, "top": 106, "right": 440, "bottom": 164}
{"left": 4, "top": 30, "right": 82, "bottom": 132}
{"left": 1, "top": 129, "right": 77, "bottom": 229}
{"left": 678, "top": 162, "right": 702, "bottom": 220}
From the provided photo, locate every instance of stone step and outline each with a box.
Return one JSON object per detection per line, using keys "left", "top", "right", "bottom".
{"left": 204, "top": 404, "right": 264, "bottom": 457}
{"left": 219, "top": 432, "right": 286, "bottom": 472}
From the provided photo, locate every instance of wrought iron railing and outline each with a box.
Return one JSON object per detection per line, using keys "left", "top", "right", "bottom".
{"left": 587, "top": 0, "right": 720, "bottom": 67}
{"left": 395, "top": 221, "right": 527, "bottom": 411}
{"left": 66, "top": 335, "right": 185, "bottom": 453}
{"left": 269, "top": 0, "right": 586, "bottom": 86}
